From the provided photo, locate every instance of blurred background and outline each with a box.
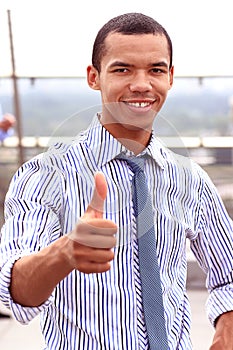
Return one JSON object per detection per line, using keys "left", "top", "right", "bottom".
{"left": 1, "top": 0, "right": 233, "bottom": 224}
{"left": 0, "top": 1, "right": 232, "bottom": 348}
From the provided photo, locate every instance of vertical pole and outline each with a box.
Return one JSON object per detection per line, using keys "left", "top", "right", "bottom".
{"left": 7, "top": 9, "right": 24, "bottom": 166}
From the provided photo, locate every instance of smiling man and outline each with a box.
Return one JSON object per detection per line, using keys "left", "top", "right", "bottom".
{"left": 87, "top": 30, "right": 173, "bottom": 154}
{"left": 0, "top": 12, "right": 233, "bottom": 350}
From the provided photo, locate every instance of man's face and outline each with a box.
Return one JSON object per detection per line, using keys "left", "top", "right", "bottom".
{"left": 87, "top": 32, "right": 174, "bottom": 132}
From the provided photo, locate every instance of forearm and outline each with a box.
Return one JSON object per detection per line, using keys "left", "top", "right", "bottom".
{"left": 9, "top": 176, "right": 117, "bottom": 307}
{"left": 10, "top": 236, "right": 73, "bottom": 307}
{"left": 210, "top": 311, "right": 233, "bottom": 349}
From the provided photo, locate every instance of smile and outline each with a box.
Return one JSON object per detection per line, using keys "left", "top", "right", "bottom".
{"left": 125, "top": 101, "right": 152, "bottom": 108}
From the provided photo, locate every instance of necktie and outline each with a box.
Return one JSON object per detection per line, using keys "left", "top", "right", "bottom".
{"left": 117, "top": 155, "right": 168, "bottom": 350}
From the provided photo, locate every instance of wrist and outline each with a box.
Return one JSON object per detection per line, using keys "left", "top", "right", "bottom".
{"left": 51, "top": 235, "right": 75, "bottom": 273}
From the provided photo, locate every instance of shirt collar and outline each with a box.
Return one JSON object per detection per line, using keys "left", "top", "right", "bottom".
{"left": 146, "top": 132, "right": 166, "bottom": 169}
{"left": 84, "top": 114, "right": 166, "bottom": 169}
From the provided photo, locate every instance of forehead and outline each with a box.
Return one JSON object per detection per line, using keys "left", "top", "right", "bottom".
{"left": 101, "top": 33, "right": 170, "bottom": 69}
{"left": 105, "top": 32, "right": 169, "bottom": 56}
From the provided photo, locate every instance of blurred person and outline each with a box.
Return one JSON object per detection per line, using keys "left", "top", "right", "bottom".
{"left": 0, "top": 12, "right": 233, "bottom": 349}
{"left": 0, "top": 111, "right": 16, "bottom": 141}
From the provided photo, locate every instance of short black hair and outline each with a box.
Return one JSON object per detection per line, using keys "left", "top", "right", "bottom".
{"left": 92, "top": 12, "right": 173, "bottom": 72}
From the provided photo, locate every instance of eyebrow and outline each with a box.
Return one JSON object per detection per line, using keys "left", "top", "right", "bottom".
{"left": 109, "top": 61, "right": 132, "bottom": 69}
{"left": 151, "top": 61, "right": 169, "bottom": 68}
{"left": 109, "top": 60, "right": 169, "bottom": 69}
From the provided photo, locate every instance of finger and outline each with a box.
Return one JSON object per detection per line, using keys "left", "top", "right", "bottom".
{"left": 70, "top": 218, "right": 117, "bottom": 248}
{"left": 76, "top": 261, "right": 112, "bottom": 274}
{"left": 68, "top": 241, "right": 115, "bottom": 273}
{"left": 73, "top": 245, "right": 115, "bottom": 263}
{"left": 85, "top": 172, "right": 108, "bottom": 218}
{"left": 79, "top": 218, "right": 117, "bottom": 235}
{"left": 78, "top": 247, "right": 114, "bottom": 273}
{"left": 74, "top": 232, "right": 116, "bottom": 249}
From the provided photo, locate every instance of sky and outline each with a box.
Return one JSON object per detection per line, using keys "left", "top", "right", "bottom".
{"left": 0, "top": 0, "right": 233, "bottom": 78}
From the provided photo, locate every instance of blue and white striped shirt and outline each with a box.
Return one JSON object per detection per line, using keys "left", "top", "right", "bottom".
{"left": 1, "top": 114, "right": 233, "bottom": 349}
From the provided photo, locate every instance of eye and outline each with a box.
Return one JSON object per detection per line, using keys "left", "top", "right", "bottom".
{"left": 113, "top": 68, "right": 129, "bottom": 73}
{"left": 151, "top": 67, "right": 165, "bottom": 74}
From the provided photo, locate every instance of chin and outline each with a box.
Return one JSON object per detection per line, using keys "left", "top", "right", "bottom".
{"left": 102, "top": 102, "right": 157, "bottom": 130}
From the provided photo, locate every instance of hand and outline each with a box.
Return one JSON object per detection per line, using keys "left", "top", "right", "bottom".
{"left": 67, "top": 172, "right": 117, "bottom": 274}
{"left": 209, "top": 311, "right": 233, "bottom": 349}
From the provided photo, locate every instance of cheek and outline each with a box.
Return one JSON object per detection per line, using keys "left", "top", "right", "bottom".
{"left": 100, "top": 83, "right": 120, "bottom": 103}
{"left": 154, "top": 80, "right": 171, "bottom": 98}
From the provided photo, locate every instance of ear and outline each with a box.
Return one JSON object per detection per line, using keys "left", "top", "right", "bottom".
{"left": 168, "top": 66, "right": 174, "bottom": 89}
{"left": 87, "top": 65, "right": 100, "bottom": 90}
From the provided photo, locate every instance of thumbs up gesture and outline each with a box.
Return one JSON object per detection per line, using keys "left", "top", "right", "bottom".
{"left": 68, "top": 172, "right": 117, "bottom": 274}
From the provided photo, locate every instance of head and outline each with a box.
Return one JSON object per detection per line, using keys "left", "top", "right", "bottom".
{"left": 87, "top": 13, "right": 174, "bottom": 151}
{"left": 92, "top": 12, "right": 173, "bottom": 73}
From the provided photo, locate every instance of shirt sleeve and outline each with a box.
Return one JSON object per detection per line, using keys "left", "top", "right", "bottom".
{"left": 0, "top": 154, "right": 64, "bottom": 324}
{"left": 189, "top": 166, "right": 233, "bottom": 326}
{"left": 0, "top": 128, "right": 13, "bottom": 141}
{"left": 0, "top": 253, "right": 54, "bottom": 324}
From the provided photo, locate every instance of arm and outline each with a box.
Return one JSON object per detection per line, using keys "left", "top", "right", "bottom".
{"left": 10, "top": 172, "right": 117, "bottom": 307}
{"left": 210, "top": 311, "right": 233, "bottom": 349}
{"left": 188, "top": 165, "right": 233, "bottom": 346}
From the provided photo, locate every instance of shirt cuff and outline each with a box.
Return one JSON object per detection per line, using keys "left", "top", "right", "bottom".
{"left": 0, "top": 253, "right": 53, "bottom": 324}
{"left": 206, "top": 285, "right": 233, "bottom": 326}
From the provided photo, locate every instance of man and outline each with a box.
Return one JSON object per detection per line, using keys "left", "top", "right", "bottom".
{"left": 0, "top": 12, "right": 233, "bottom": 349}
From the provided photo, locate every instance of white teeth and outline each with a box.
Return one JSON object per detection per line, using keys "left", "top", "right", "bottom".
{"left": 127, "top": 102, "right": 150, "bottom": 108}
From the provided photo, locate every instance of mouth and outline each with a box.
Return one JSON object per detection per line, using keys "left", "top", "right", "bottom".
{"left": 123, "top": 100, "right": 155, "bottom": 112}
{"left": 126, "top": 101, "right": 152, "bottom": 108}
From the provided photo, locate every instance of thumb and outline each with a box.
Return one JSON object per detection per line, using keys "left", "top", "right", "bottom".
{"left": 85, "top": 172, "right": 108, "bottom": 218}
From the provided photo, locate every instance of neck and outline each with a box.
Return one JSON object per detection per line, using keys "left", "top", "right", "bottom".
{"left": 102, "top": 121, "right": 152, "bottom": 155}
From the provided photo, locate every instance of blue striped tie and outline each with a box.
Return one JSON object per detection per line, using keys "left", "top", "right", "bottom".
{"left": 117, "top": 155, "right": 168, "bottom": 350}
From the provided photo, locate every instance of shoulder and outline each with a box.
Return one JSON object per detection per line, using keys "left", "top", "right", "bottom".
{"left": 156, "top": 139, "right": 211, "bottom": 183}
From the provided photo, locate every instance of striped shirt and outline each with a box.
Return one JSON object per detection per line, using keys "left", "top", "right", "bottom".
{"left": 1, "top": 114, "right": 233, "bottom": 349}
{"left": 0, "top": 127, "right": 14, "bottom": 141}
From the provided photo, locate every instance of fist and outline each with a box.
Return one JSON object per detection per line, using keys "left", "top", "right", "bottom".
{"left": 68, "top": 172, "right": 117, "bottom": 273}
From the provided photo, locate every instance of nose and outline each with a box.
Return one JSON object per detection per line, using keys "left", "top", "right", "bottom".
{"left": 129, "top": 71, "right": 152, "bottom": 93}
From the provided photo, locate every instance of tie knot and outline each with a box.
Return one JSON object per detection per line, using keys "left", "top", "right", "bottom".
{"left": 116, "top": 155, "right": 145, "bottom": 174}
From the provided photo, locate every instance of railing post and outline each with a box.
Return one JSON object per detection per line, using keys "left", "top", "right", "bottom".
{"left": 7, "top": 9, "right": 24, "bottom": 166}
